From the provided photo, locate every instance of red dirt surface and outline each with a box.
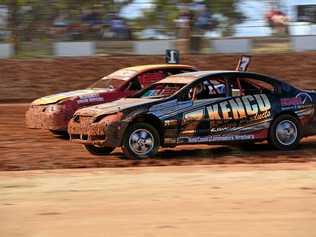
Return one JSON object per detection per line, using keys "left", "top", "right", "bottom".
{"left": 1, "top": 52, "right": 316, "bottom": 102}
{"left": 1, "top": 54, "right": 316, "bottom": 237}
{"left": 1, "top": 164, "right": 316, "bottom": 237}
{"left": 1, "top": 53, "right": 316, "bottom": 171}
{"left": 0, "top": 104, "right": 315, "bottom": 171}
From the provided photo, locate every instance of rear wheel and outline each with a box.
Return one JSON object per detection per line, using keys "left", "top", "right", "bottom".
{"left": 84, "top": 145, "right": 115, "bottom": 156}
{"left": 268, "top": 114, "right": 301, "bottom": 150}
{"left": 122, "top": 122, "right": 160, "bottom": 159}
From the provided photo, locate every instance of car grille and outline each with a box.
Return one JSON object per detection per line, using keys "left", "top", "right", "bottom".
{"left": 72, "top": 116, "right": 93, "bottom": 135}
{"left": 79, "top": 116, "right": 92, "bottom": 127}
{"left": 71, "top": 116, "right": 106, "bottom": 142}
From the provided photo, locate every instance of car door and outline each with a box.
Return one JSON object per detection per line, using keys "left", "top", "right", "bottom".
{"left": 205, "top": 73, "right": 276, "bottom": 141}
{"left": 178, "top": 76, "right": 228, "bottom": 142}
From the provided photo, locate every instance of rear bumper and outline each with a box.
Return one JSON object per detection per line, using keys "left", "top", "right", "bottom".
{"left": 25, "top": 106, "right": 68, "bottom": 131}
{"left": 302, "top": 115, "right": 316, "bottom": 137}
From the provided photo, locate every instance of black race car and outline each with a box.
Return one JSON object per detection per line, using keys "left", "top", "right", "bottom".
{"left": 68, "top": 70, "right": 316, "bottom": 159}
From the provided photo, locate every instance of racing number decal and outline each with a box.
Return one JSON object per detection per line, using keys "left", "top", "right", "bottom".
{"left": 236, "top": 55, "right": 251, "bottom": 72}
{"left": 165, "top": 49, "right": 179, "bottom": 64}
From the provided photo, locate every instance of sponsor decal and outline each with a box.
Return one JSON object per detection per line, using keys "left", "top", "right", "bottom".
{"left": 296, "top": 92, "right": 312, "bottom": 104}
{"left": 210, "top": 118, "right": 271, "bottom": 134}
{"left": 281, "top": 92, "right": 313, "bottom": 110}
{"left": 207, "top": 94, "right": 271, "bottom": 122}
{"left": 210, "top": 127, "right": 229, "bottom": 132}
{"left": 295, "top": 107, "right": 315, "bottom": 117}
{"left": 164, "top": 119, "right": 178, "bottom": 127}
{"left": 184, "top": 109, "right": 204, "bottom": 122}
{"left": 281, "top": 97, "right": 302, "bottom": 106}
{"left": 77, "top": 94, "right": 104, "bottom": 104}
{"left": 178, "top": 134, "right": 255, "bottom": 143}
{"left": 178, "top": 94, "right": 271, "bottom": 135}
{"left": 32, "top": 89, "right": 102, "bottom": 105}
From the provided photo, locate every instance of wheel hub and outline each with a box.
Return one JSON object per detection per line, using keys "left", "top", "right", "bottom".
{"left": 129, "top": 129, "right": 154, "bottom": 155}
{"left": 275, "top": 120, "right": 298, "bottom": 146}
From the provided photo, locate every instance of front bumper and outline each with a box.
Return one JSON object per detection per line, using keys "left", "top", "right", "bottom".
{"left": 68, "top": 116, "right": 126, "bottom": 147}
{"left": 25, "top": 105, "right": 68, "bottom": 131}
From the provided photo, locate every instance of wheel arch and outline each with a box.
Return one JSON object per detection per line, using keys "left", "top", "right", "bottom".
{"left": 123, "top": 113, "right": 164, "bottom": 145}
{"left": 268, "top": 110, "right": 302, "bottom": 150}
{"left": 269, "top": 110, "right": 300, "bottom": 134}
{"left": 272, "top": 110, "right": 300, "bottom": 124}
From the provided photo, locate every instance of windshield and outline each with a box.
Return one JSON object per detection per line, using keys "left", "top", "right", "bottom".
{"left": 90, "top": 78, "right": 126, "bottom": 89}
{"left": 89, "top": 69, "right": 138, "bottom": 89}
{"left": 137, "top": 83, "right": 185, "bottom": 98}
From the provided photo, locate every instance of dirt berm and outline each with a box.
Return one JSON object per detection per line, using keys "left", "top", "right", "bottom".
{"left": 1, "top": 52, "right": 316, "bottom": 102}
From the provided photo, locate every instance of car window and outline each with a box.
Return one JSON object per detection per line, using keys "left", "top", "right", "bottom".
{"left": 137, "top": 68, "right": 195, "bottom": 87}
{"left": 242, "top": 78, "right": 274, "bottom": 94}
{"left": 126, "top": 78, "right": 142, "bottom": 91}
{"left": 137, "top": 70, "right": 166, "bottom": 87}
{"left": 228, "top": 76, "right": 275, "bottom": 96}
{"left": 90, "top": 78, "right": 126, "bottom": 89}
{"left": 187, "top": 77, "right": 227, "bottom": 101}
{"left": 138, "top": 83, "right": 185, "bottom": 98}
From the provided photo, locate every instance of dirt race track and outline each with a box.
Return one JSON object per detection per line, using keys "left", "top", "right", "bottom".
{"left": 1, "top": 104, "right": 316, "bottom": 237}
{"left": 1, "top": 103, "right": 316, "bottom": 171}
{"left": 1, "top": 164, "right": 316, "bottom": 237}
{"left": 1, "top": 53, "right": 316, "bottom": 236}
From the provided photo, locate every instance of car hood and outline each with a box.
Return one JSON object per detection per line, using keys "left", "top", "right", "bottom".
{"left": 75, "top": 98, "right": 161, "bottom": 117}
{"left": 32, "top": 88, "right": 111, "bottom": 105}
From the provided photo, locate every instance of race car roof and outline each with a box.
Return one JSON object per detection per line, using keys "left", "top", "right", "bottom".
{"left": 157, "top": 70, "right": 237, "bottom": 84}
{"left": 123, "top": 64, "right": 196, "bottom": 73}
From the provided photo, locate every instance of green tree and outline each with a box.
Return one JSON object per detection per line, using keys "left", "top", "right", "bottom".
{"left": 0, "top": 0, "right": 133, "bottom": 53}
{"left": 206, "top": 0, "right": 245, "bottom": 36}
{"left": 135, "top": 0, "right": 245, "bottom": 37}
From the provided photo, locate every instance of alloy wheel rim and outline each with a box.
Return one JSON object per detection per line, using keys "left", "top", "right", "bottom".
{"left": 275, "top": 120, "right": 298, "bottom": 146}
{"left": 129, "top": 129, "right": 154, "bottom": 155}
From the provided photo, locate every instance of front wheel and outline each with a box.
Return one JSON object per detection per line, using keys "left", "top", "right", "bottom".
{"left": 50, "top": 130, "right": 69, "bottom": 138}
{"left": 122, "top": 122, "right": 160, "bottom": 159}
{"left": 84, "top": 145, "right": 115, "bottom": 156}
{"left": 268, "top": 114, "right": 301, "bottom": 150}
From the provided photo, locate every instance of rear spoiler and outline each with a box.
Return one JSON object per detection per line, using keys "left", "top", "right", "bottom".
{"left": 236, "top": 55, "right": 251, "bottom": 72}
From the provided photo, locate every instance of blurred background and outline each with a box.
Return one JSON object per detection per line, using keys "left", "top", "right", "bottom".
{"left": 0, "top": 0, "right": 316, "bottom": 58}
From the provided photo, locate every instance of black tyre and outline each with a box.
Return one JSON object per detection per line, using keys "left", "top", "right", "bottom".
{"left": 50, "top": 130, "right": 69, "bottom": 139}
{"left": 84, "top": 145, "right": 115, "bottom": 156}
{"left": 268, "top": 114, "right": 301, "bottom": 150}
{"left": 122, "top": 122, "right": 160, "bottom": 159}
{"left": 237, "top": 141, "right": 256, "bottom": 150}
